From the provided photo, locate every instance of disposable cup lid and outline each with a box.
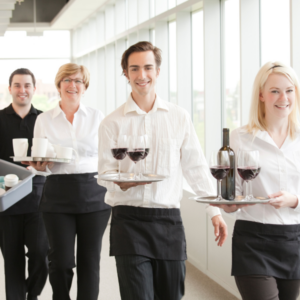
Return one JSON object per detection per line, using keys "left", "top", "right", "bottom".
{"left": 4, "top": 174, "right": 19, "bottom": 187}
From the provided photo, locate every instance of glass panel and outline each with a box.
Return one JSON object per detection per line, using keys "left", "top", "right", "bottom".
{"left": 150, "top": 29, "right": 155, "bottom": 45}
{"left": 168, "top": 21, "right": 177, "bottom": 103}
{"left": 169, "top": 0, "right": 176, "bottom": 9}
{"left": 261, "top": 0, "right": 290, "bottom": 65}
{"left": 192, "top": 10, "right": 205, "bottom": 151}
{"left": 223, "top": 0, "right": 241, "bottom": 131}
{"left": 0, "top": 59, "right": 70, "bottom": 111}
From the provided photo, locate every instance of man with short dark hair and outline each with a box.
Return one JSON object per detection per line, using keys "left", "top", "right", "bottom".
{"left": 98, "top": 41, "right": 227, "bottom": 300}
{"left": 0, "top": 68, "right": 48, "bottom": 300}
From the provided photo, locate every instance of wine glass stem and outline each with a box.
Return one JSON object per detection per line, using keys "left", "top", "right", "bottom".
{"left": 245, "top": 181, "right": 249, "bottom": 200}
{"left": 217, "top": 180, "right": 222, "bottom": 201}
{"left": 118, "top": 160, "right": 121, "bottom": 180}
{"left": 249, "top": 181, "right": 253, "bottom": 199}
{"left": 134, "top": 162, "right": 137, "bottom": 180}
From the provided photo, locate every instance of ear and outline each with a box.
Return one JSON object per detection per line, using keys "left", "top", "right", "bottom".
{"left": 259, "top": 91, "right": 264, "bottom": 102}
{"left": 156, "top": 67, "right": 160, "bottom": 78}
{"left": 124, "top": 69, "right": 130, "bottom": 81}
{"left": 8, "top": 86, "right": 11, "bottom": 95}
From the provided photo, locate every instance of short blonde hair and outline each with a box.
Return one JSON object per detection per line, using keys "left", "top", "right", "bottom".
{"left": 247, "top": 61, "right": 300, "bottom": 139}
{"left": 55, "top": 63, "right": 90, "bottom": 90}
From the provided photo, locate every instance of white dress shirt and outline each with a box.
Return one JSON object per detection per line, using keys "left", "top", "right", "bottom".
{"left": 231, "top": 126, "right": 300, "bottom": 224}
{"left": 34, "top": 102, "right": 104, "bottom": 174}
{"left": 97, "top": 95, "right": 220, "bottom": 219}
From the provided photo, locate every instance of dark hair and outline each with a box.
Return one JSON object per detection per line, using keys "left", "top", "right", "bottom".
{"left": 9, "top": 68, "right": 36, "bottom": 87}
{"left": 121, "top": 41, "right": 162, "bottom": 75}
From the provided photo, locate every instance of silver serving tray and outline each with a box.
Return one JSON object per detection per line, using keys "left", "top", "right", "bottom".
{"left": 190, "top": 195, "right": 271, "bottom": 205}
{"left": 11, "top": 156, "right": 71, "bottom": 163}
{"left": 96, "top": 172, "right": 166, "bottom": 183}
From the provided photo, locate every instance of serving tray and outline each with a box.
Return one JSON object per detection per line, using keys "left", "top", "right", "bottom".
{"left": 96, "top": 172, "right": 166, "bottom": 183}
{"left": 190, "top": 195, "right": 271, "bottom": 205}
{"left": 11, "top": 157, "right": 71, "bottom": 163}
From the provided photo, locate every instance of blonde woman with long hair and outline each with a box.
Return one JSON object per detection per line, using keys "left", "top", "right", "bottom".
{"left": 213, "top": 62, "right": 300, "bottom": 300}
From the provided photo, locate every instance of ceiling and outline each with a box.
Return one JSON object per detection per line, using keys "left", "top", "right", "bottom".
{"left": 3, "top": 0, "right": 108, "bottom": 35}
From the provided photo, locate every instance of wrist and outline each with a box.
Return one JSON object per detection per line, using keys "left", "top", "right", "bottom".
{"left": 292, "top": 195, "right": 298, "bottom": 209}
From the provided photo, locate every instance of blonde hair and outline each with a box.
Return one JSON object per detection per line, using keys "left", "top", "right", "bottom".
{"left": 55, "top": 63, "right": 90, "bottom": 90}
{"left": 247, "top": 61, "right": 300, "bottom": 139}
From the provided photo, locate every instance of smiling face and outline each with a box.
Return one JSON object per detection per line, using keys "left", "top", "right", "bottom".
{"left": 58, "top": 72, "right": 86, "bottom": 104}
{"left": 259, "top": 73, "right": 296, "bottom": 121}
{"left": 124, "top": 51, "right": 160, "bottom": 99}
{"left": 9, "top": 74, "right": 36, "bottom": 107}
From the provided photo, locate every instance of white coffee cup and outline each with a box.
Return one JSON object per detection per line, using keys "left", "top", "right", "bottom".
{"left": 46, "top": 143, "right": 57, "bottom": 158}
{"left": 13, "top": 138, "right": 28, "bottom": 157}
{"left": 52, "top": 145, "right": 79, "bottom": 160}
{"left": 4, "top": 174, "right": 19, "bottom": 191}
{"left": 32, "top": 138, "right": 48, "bottom": 157}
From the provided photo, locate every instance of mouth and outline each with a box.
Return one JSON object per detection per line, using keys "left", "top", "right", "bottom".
{"left": 136, "top": 81, "right": 150, "bottom": 87}
{"left": 67, "top": 91, "right": 77, "bottom": 94}
{"left": 18, "top": 94, "right": 28, "bottom": 99}
{"left": 275, "top": 104, "right": 289, "bottom": 109}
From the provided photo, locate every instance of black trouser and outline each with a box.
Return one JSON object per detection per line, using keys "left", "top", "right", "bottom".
{"left": 43, "top": 209, "right": 111, "bottom": 300}
{"left": 0, "top": 212, "right": 49, "bottom": 300}
{"left": 235, "top": 275, "right": 300, "bottom": 300}
{"left": 115, "top": 255, "right": 186, "bottom": 300}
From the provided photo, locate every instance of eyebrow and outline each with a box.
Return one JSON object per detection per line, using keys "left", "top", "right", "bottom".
{"left": 269, "top": 86, "right": 294, "bottom": 89}
{"left": 13, "top": 82, "right": 32, "bottom": 85}
{"left": 129, "top": 64, "right": 154, "bottom": 68}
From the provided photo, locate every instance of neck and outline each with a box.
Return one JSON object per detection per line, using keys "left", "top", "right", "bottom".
{"left": 131, "top": 90, "right": 156, "bottom": 113}
{"left": 265, "top": 113, "right": 289, "bottom": 136}
{"left": 11, "top": 102, "right": 31, "bottom": 119}
{"left": 60, "top": 99, "right": 80, "bottom": 115}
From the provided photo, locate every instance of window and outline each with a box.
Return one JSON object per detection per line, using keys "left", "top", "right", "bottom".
{"left": 192, "top": 10, "right": 205, "bottom": 151}
{"left": 168, "top": 21, "right": 177, "bottom": 103}
{"left": 223, "top": 0, "right": 241, "bottom": 131}
{"left": 261, "top": 0, "right": 290, "bottom": 65}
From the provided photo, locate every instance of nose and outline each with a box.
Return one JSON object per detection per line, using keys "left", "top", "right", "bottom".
{"left": 19, "top": 86, "right": 25, "bottom": 92}
{"left": 138, "top": 68, "right": 146, "bottom": 79}
{"left": 280, "top": 91, "right": 288, "bottom": 101}
{"left": 70, "top": 80, "right": 76, "bottom": 87}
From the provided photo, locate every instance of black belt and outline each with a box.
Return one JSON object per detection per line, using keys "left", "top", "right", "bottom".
{"left": 40, "top": 172, "right": 110, "bottom": 214}
{"left": 110, "top": 205, "right": 187, "bottom": 261}
{"left": 232, "top": 220, "right": 300, "bottom": 279}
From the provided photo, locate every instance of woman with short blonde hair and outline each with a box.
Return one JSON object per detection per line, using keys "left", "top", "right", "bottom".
{"left": 213, "top": 62, "right": 300, "bottom": 300}
{"left": 28, "top": 62, "right": 111, "bottom": 300}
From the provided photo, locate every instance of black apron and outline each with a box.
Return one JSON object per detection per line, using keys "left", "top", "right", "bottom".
{"left": 40, "top": 172, "right": 110, "bottom": 214}
{"left": 110, "top": 206, "right": 187, "bottom": 261}
{"left": 232, "top": 220, "right": 300, "bottom": 279}
{"left": 0, "top": 175, "right": 46, "bottom": 215}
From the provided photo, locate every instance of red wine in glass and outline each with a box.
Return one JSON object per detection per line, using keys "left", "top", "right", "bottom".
{"left": 237, "top": 167, "right": 260, "bottom": 181}
{"left": 135, "top": 148, "right": 150, "bottom": 159}
{"left": 210, "top": 166, "right": 230, "bottom": 180}
{"left": 111, "top": 148, "right": 128, "bottom": 160}
{"left": 127, "top": 150, "right": 145, "bottom": 163}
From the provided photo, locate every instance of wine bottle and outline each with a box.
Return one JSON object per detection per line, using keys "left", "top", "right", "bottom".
{"left": 220, "top": 128, "right": 235, "bottom": 200}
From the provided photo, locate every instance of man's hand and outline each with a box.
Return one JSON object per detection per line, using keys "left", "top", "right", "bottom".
{"left": 211, "top": 215, "right": 228, "bottom": 247}
{"left": 269, "top": 191, "right": 298, "bottom": 209}
{"left": 21, "top": 161, "right": 53, "bottom": 171}
{"left": 210, "top": 203, "right": 254, "bottom": 213}
{"left": 114, "top": 182, "right": 151, "bottom": 191}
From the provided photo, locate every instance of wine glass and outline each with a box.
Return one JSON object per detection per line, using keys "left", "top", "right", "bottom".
{"left": 209, "top": 151, "right": 230, "bottom": 201}
{"left": 138, "top": 135, "right": 150, "bottom": 179}
{"left": 110, "top": 135, "right": 128, "bottom": 180}
{"left": 127, "top": 136, "right": 145, "bottom": 180}
{"left": 237, "top": 150, "right": 260, "bottom": 200}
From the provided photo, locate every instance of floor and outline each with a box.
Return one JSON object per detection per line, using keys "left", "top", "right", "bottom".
{"left": 0, "top": 226, "right": 239, "bottom": 300}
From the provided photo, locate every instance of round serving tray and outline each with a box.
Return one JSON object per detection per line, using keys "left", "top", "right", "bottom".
{"left": 11, "top": 157, "right": 71, "bottom": 163}
{"left": 190, "top": 195, "right": 271, "bottom": 205}
{"left": 96, "top": 172, "right": 166, "bottom": 183}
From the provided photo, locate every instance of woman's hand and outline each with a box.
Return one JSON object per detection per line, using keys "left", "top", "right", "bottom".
{"left": 21, "top": 161, "right": 54, "bottom": 172}
{"left": 268, "top": 191, "right": 298, "bottom": 209}
{"left": 210, "top": 203, "right": 254, "bottom": 213}
{"left": 211, "top": 215, "right": 228, "bottom": 246}
{"left": 114, "top": 182, "right": 151, "bottom": 191}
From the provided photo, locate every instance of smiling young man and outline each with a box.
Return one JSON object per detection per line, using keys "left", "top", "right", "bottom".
{"left": 0, "top": 69, "right": 48, "bottom": 300}
{"left": 97, "top": 42, "right": 227, "bottom": 300}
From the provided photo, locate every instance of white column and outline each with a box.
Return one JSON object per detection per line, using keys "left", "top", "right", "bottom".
{"left": 128, "top": 0, "right": 138, "bottom": 29}
{"left": 97, "top": 48, "right": 106, "bottom": 114}
{"left": 240, "top": 0, "right": 260, "bottom": 126}
{"left": 177, "top": 12, "right": 192, "bottom": 116}
{"left": 128, "top": 32, "right": 138, "bottom": 46}
{"left": 138, "top": 29, "right": 150, "bottom": 42}
{"left": 155, "top": 0, "right": 167, "bottom": 15}
{"left": 115, "top": 0, "right": 126, "bottom": 35}
{"left": 203, "top": 0, "right": 222, "bottom": 157}
{"left": 89, "top": 18, "right": 97, "bottom": 50}
{"left": 105, "top": 43, "right": 116, "bottom": 114}
{"left": 138, "top": 0, "right": 150, "bottom": 24}
{"left": 155, "top": 21, "right": 169, "bottom": 101}
{"left": 105, "top": 5, "right": 115, "bottom": 40}
{"left": 96, "top": 12, "right": 105, "bottom": 45}
{"left": 290, "top": 0, "right": 300, "bottom": 77}
{"left": 87, "top": 51, "right": 98, "bottom": 109}
{"left": 115, "top": 39, "right": 127, "bottom": 108}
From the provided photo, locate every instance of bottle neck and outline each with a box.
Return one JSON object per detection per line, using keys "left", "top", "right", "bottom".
{"left": 223, "top": 131, "right": 230, "bottom": 147}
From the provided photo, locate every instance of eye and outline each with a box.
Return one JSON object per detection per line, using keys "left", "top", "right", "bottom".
{"left": 146, "top": 67, "right": 152, "bottom": 70}
{"left": 64, "top": 79, "right": 71, "bottom": 83}
{"left": 75, "top": 80, "right": 83, "bottom": 84}
{"left": 271, "top": 90, "right": 279, "bottom": 94}
{"left": 287, "top": 89, "right": 294, "bottom": 93}
{"left": 131, "top": 68, "right": 137, "bottom": 71}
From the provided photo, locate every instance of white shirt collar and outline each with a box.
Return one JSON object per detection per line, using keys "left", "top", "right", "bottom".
{"left": 51, "top": 101, "right": 88, "bottom": 119}
{"left": 123, "top": 94, "right": 169, "bottom": 116}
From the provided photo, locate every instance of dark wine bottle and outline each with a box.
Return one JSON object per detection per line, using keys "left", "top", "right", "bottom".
{"left": 220, "top": 128, "right": 235, "bottom": 200}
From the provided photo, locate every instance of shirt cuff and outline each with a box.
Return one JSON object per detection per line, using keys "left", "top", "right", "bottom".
{"left": 205, "top": 205, "right": 221, "bottom": 219}
{"left": 293, "top": 195, "right": 300, "bottom": 212}
{"left": 27, "top": 166, "right": 51, "bottom": 177}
